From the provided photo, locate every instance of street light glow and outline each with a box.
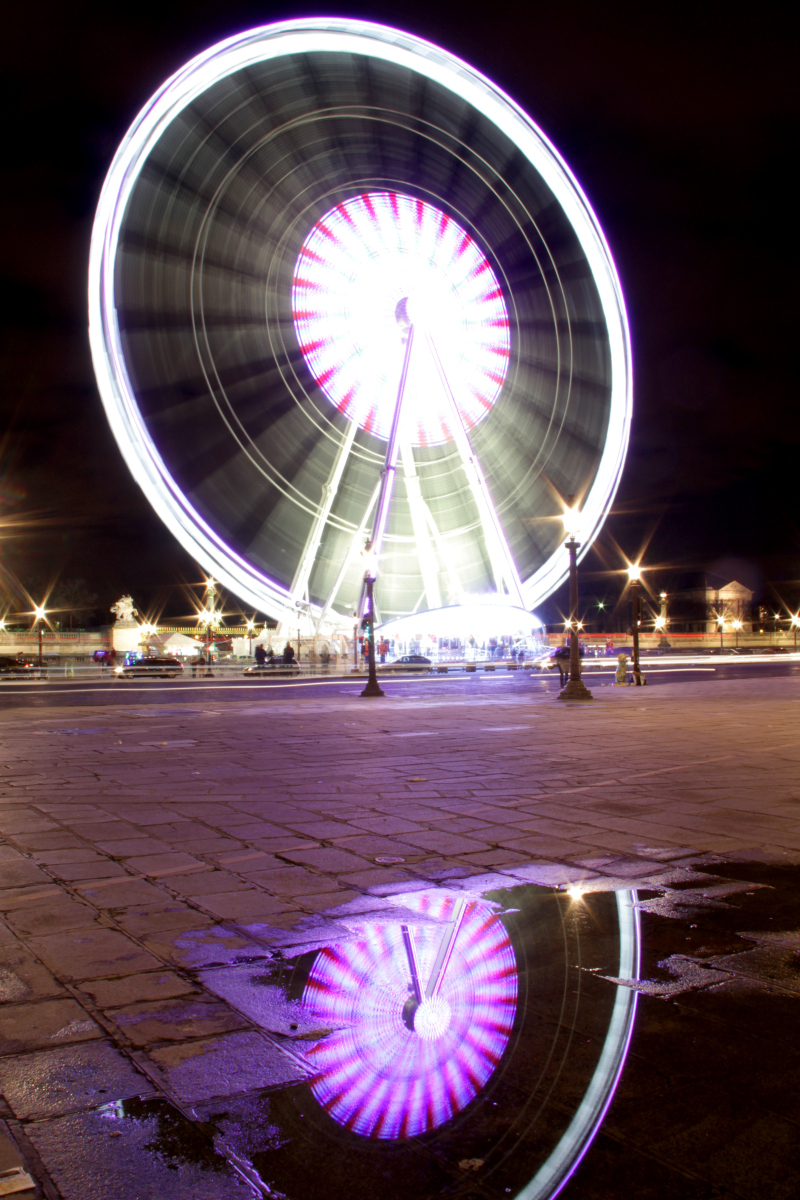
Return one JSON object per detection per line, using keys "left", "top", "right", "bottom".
{"left": 626, "top": 564, "right": 641, "bottom": 582}
{"left": 34, "top": 605, "right": 46, "bottom": 621}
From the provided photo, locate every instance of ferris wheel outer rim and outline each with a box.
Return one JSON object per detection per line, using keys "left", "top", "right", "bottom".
{"left": 88, "top": 17, "right": 632, "bottom": 622}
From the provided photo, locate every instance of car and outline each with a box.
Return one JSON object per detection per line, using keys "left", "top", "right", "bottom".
{"left": 762, "top": 646, "right": 789, "bottom": 655}
{"left": 115, "top": 655, "right": 183, "bottom": 678}
{"left": 243, "top": 661, "right": 301, "bottom": 676}
{"left": 380, "top": 654, "right": 432, "bottom": 673}
{"left": 532, "top": 646, "right": 584, "bottom": 671}
{"left": 0, "top": 656, "right": 37, "bottom": 678}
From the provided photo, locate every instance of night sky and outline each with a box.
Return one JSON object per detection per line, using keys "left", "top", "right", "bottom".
{"left": 1, "top": 0, "right": 797, "bottom": 625}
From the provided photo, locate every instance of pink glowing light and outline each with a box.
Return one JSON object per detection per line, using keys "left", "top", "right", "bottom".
{"left": 292, "top": 192, "right": 510, "bottom": 445}
{"left": 301, "top": 891, "right": 517, "bottom": 1138}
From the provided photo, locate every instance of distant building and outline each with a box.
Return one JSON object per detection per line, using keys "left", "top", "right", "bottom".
{"left": 659, "top": 574, "right": 754, "bottom": 634}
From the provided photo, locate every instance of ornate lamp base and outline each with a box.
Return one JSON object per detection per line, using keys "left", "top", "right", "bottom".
{"left": 557, "top": 678, "right": 594, "bottom": 702}
{"left": 361, "top": 677, "right": 385, "bottom": 698}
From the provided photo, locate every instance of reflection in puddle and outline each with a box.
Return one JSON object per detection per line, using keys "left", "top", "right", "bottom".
{"left": 302, "top": 892, "right": 517, "bottom": 1137}
{"left": 201, "top": 882, "right": 640, "bottom": 1199}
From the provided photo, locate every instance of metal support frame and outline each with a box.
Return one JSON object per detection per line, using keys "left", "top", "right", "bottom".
{"left": 289, "top": 421, "right": 357, "bottom": 608}
{"left": 401, "top": 441, "right": 441, "bottom": 610}
{"left": 426, "top": 334, "right": 524, "bottom": 606}
{"left": 315, "top": 479, "right": 381, "bottom": 631}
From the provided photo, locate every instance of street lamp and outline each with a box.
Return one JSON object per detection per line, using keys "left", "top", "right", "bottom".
{"left": 360, "top": 543, "right": 384, "bottom": 698}
{"left": 557, "top": 497, "right": 592, "bottom": 702}
{"left": 792, "top": 615, "right": 800, "bottom": 649}
{"left": 716, "top": 613, "right": 725, "bottom": 651}
{"left": 246, "top": 618, "right": 255, "bottom": 657}
{"left": 33, "top": 604, "right": 47, "bottom": 668}
{"left": 656, "top": 591, "right": 670, "bottom": 648}
{"left": 627, "top": 565, "right": 644, "bottom": 686}
{"left": 203, "top": 579, "right": 216, "bottom": 676}
{"left": 732, "top": 619, "right": 742, "bottom": 648}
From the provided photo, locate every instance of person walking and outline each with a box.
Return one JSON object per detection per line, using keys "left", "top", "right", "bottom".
{"left": 283, "top": 642, "right": 295, "bottom": 664}
{"left": 555, "top": 646, "right": 569, "bottom": 687}
{"left": 255, "top": 643, "right": 267, "bottom": 667}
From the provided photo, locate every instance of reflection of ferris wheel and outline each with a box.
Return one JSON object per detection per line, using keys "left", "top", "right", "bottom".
{"left": 89, "top": 19, "right": 631, "bottom": 627}
{"left": 301, "top": 892, "right": 517, "bottom": 1138}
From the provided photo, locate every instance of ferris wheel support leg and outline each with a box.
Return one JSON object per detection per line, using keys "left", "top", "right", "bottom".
{"left": 369, "top": 325, "right": 415, "bottom": 565}
{"left": 289, "top": 421, "right": 357, "bottom": 610}
{"left": 422, "top": 504, "right": 465, "bottom": 605}
{"left": 401, "top": 441, "right": 442, "bottom": 610}
{"left": 315, "top": 478, "right": 381, "bottom": 631}
{"left": 426, "top": 334, "right": 525, "bottom": 608}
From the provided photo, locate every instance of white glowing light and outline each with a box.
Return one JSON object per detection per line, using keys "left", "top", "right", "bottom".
{"left": 293, "top": 193, "right": 509, "bottom": 446}
{"left": 88, "top": 17, "right": 631, "bottom": 624}
{"left": 566, "top": 884, "right": 585, "bottom": 902}
{"left": 34, "top": 606, "right": 46, "bottom": 621}
{"left": 626, "top": 564, "right": 641, "bottom": 583}
{"left": 562, "top": 506, "right": 582, "bottom": 540}
{"left": 414, "top": 994, "right": 453, "bottom": 1041}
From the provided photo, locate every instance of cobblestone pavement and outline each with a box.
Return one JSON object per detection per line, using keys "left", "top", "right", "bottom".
{"left": 0, "top": 674, "right": 798, "bottom": 1196}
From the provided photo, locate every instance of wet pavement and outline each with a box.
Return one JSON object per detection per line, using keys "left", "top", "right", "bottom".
{"left": 1, "top": 675, "right": 799, "bottom": 1197}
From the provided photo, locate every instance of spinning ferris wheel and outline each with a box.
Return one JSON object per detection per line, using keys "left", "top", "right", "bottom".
{"left": 89, "top": 19, "right": 631, "bottom": 630}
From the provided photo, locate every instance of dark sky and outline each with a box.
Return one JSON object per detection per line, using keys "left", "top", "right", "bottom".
{"left": 1, "top": 0, "right": 797, "bottom": 622}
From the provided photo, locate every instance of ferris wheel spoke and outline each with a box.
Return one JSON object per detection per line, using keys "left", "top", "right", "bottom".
{"left": 400, "top": 441, "right": 442, "bottom": 610}
{"left": 426, "top": 333, "right": 525, "bottom": 607}
{"left": 289, "top": 421, "right": 357, "bottom": 606}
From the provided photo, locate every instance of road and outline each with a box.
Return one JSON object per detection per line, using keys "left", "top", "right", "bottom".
{"left": 1, "top": 654, "right": 798, "bottom": 709}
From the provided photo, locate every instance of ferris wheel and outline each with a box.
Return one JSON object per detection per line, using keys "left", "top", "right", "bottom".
{"left": 89, "top": 19, "right": 631, "bottom": 630}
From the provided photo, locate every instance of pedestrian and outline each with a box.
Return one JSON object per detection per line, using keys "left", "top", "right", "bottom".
{"left": 555, "top": 646, "right": 569, "bottom": 687}
{"left": 320, "top": 643, "right": 330, "bottom": 673}
{"left": 255, "top": 643, "right": 267, "bottom": 667}
{"left": 283, "top": 642, "right": 295, "bottom": 664}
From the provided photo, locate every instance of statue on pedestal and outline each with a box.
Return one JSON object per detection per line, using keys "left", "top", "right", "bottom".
{"left": 110, "top": 595, "right": 141, "bottom": 653}
{"left": 110, "top": 595, "right": 138, "bottom": 625}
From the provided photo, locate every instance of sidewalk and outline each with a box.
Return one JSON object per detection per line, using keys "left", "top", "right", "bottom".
{"left": 0, "top": 674, "right": 798, "bottom": 1196}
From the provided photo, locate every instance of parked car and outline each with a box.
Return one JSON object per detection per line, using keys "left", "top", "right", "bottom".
{"left": 380, "top": 654, "right": 432, "bottom": 673}
{"left": 0, "top": 656, "right": 37, "bottom": 678}
{"left": 115, "top": 655, "right": 183, "bottom": 679}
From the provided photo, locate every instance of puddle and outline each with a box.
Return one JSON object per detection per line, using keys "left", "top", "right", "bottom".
{"left": 198, "top": 884, "right": 639, "bottom": 1199}
{"left": 8, "top": 864, "right": 800, "bottom": 1198}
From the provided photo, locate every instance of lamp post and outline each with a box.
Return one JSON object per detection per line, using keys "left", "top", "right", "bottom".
{"left": 204, "top": 579, "right": 216, "bottom": 676}
{"left": 627, "top": 566, "right": 644, "bottom": 686}
{"left": 557, "top": 499, "right": 592, "bottom": 702}
{"left": 733, "top": 619, "right": 742, "bottom": 648}
{"left": 34, "top": 605, "right": 46, "bottom": 669}
{"left": 656, "top": 591, "right": 670, "bottom": 648}
{"left": 360, "top": 544, "right": 384, "bottom": 698}
{"left": 792, "top": 615, "right": 800, "bottom": 649}
{"left": 717, "top": 613, "right": 724, "bottom": 651}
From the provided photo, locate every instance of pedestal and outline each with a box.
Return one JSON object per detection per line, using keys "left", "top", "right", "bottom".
{"left": 557, "top": 678, "right": 594, "bottom": 702}
{"left": 112, "top": 623, "right": 141, "bottom": 654}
